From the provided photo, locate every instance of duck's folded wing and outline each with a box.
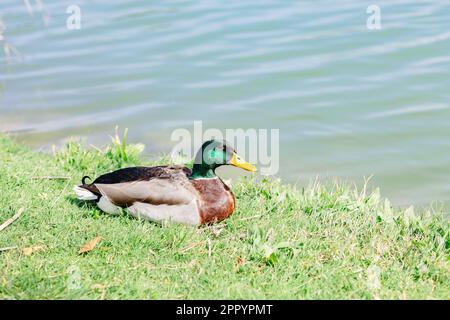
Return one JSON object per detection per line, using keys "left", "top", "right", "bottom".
{"left": 93, "top": 166, "right": 192, "bottom": 184}
{"left": 95, "top": 179, "right": 197, "bottom": 207}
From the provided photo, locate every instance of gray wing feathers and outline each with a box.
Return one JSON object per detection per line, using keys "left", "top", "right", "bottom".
{"left": 95, "top": 179, "right": 197, "bottom": 207}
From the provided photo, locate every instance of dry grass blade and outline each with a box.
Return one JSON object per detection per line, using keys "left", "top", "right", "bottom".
{"left": 79, "top": 236, "right": 102, "bottom": 254}
{"left": 31, "top": 176, "right": 70, "bottom": 180}
{"left": 0, "top": 207, "right": 25, "bottom": 232}
{"left": 179, "top": 241, "right": 205, "bottom": 254}
{"left": 0, "top": 246, "right": 18, "bottom": 252}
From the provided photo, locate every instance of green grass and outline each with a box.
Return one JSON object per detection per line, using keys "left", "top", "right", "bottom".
{"left": 0, "top": 133, "right": 448, "bottom": 299}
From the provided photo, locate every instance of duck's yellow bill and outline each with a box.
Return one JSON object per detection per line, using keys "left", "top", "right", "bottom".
{"left": 229, "top": 152, "right": 257, "bottom": 172}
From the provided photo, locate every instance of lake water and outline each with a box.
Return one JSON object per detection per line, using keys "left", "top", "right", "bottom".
{"left": 1, "top": 0, "right": 450, "bottom": 208}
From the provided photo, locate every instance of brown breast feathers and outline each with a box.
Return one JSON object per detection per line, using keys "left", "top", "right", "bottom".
{"left": 190, "top": 178, "right": 235, "bottom": 224}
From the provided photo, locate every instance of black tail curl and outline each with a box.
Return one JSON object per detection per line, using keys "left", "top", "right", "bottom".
{"left": 81, "top": 176, "right": 92, "bottom": 185}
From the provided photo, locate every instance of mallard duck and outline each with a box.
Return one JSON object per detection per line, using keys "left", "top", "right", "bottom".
{"left": 73, "top": 140, "right": 256, "bottom": 225}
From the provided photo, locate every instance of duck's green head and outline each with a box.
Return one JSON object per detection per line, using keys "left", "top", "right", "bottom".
{"left": 191, "top": 140, "right": 257, "bottom": 179}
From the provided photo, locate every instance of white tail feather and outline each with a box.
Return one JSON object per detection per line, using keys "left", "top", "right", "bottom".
{"left": 73, "top": 185, "right": 98, "bottom": 201}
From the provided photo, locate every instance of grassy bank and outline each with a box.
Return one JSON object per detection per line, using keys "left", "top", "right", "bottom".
{"left": 0, "top": 134, "right": 448, "bottom": 299}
